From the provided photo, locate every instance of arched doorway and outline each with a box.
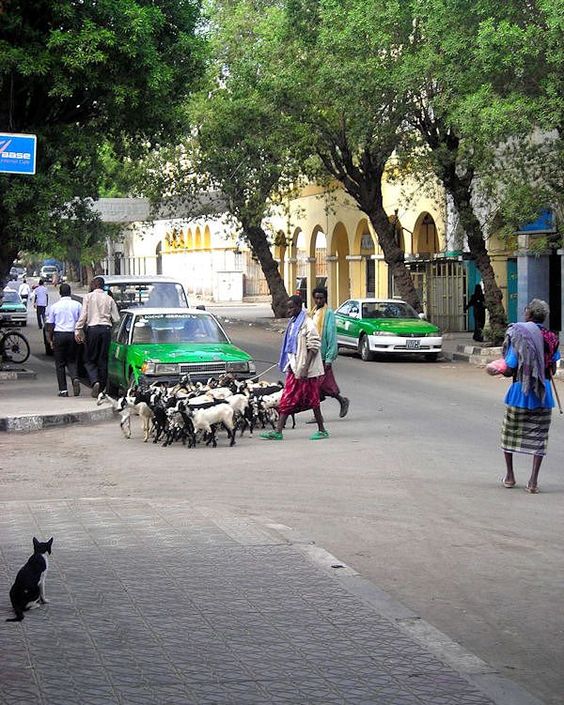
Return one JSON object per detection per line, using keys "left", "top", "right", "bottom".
{"left": 155, "top": 241, "right": 162, "bottom": 275}
{"left": 329, "top": 222, "right": 350, "bottom": 306}
{"left": 413, "top": 212, "right": 439, "bottom": 255}
{"left": 354, "top": 219, "right": 378, "bottom": 297}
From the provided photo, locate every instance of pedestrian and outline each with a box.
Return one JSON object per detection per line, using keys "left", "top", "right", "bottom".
{"left": 18, "top": 278, "right": 31, "bottom": 307}
{"left": 488, "top": 299, "right": 560, "bottom": 493}
{"left": 45, "top": 283, "right": 82, "bottom": 397}
{"left": 75, "top": 276, "right": 120, "bottom": 397}
{"left": 33, "top": 279, "right": 49, "bottom": 329}
{"left": 260, "top": 295, "right": 328, "bottom": 441}
{"left": 308, "top": 287, "right": 349, "bottom": 420}
{"left": 465, "top": 284, "right": 486, "bottom": 342}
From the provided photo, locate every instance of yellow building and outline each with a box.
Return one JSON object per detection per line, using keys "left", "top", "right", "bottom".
{"left": 106, "top": 174, "right": 521, "bottom": 330}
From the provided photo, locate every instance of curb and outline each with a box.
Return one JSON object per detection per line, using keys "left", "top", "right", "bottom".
{"left": 0, "top": 405, "right": 114, "bottom": 433}
{"left": 0, "top": 367, "right": 37, "bottom": 380}
{"left": 265, "top": 521, "right": 545, "bottom": 705}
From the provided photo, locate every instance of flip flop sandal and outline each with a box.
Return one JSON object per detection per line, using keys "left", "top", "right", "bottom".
{"left": 525, "top": 485, "right": 540, "bottom": 494}
{"left": 502, "top": 480, "right": 516, "bottom": 488}
{"left": 259, "top": 431, "right": 283, "bottom": 441}
{"left": 310, "top": 430, "right": 329, "bottom": 440}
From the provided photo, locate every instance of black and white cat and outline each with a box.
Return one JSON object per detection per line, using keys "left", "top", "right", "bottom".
{"left": 6, "top": 537, "right": 53, "bottom": 622}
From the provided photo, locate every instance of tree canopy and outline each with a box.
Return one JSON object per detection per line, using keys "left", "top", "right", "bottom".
{"left": 0, "top": 0, "right": 205, "bottom": 281}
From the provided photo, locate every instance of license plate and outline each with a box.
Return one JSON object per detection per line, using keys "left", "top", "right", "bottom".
{"left": 406, "top": 339, "right": 420, "bottom": 349}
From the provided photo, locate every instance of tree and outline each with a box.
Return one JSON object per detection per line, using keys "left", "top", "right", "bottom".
{"left": 0, "top": 0, "right": 205, "bottom": 284}
{"left": 395, "top": 0, "right": 564, "bottom": 339}
{"left": 273, "top": 0, "right": 423, "bottom": 310}
{"left": 153, "top": 0, "right": 296, "bottom": 317}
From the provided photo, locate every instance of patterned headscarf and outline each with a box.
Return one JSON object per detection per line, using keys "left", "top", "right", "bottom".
{"left": 503, "top": 322, "right": 546, "bottom": 400}
{"left": 278, "top": 308, "right": 306, "bottom": 372}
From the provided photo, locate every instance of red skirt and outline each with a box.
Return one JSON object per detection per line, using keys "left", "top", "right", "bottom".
{"left": 278, "top": 371, "right": 321, "bottom": 415}
{"left": 319, "top": 362, "right": 340, "bottom": 399}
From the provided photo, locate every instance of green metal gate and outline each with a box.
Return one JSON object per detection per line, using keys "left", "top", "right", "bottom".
{"left": 428, "top": 260, "right": 466, "bottom": 332}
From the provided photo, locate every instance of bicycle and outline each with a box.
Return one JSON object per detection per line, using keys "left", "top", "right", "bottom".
{"left": 0, "top": 328, "right": 30, "bottom": 365}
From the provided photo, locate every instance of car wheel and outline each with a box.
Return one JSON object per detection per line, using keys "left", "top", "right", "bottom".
{"left": 425, "top": 352, "right": 439, "bottom": 362}
{"left": 359, "top": 335, "right": 375, "bottom": 362}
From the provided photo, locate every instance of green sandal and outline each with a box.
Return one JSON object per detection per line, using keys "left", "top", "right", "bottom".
{"left": 310, "top": 430, "right": 329, "bottom": 440}
{"left": 259, "top": 431, "right": 284, "bottom": 440}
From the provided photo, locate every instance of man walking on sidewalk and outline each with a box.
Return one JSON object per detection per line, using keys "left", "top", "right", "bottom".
{"left": 18, "top": 278, "right": 31, "bottom": 307}
{"left": 33, "top": 279, "right": 48, "bottom": 329}
{"left": 75, "top": 276, "right": 120, "bottom": 397}
{"left": 45, "top": 283, "right": 82, "bottom": 397}
{"left": 309, "top": 287, "right": 349, "bottom": 419}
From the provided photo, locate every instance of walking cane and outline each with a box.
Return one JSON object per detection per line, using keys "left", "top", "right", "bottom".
{"left": 549, "top": 369, "right": 563, "bottom": 415}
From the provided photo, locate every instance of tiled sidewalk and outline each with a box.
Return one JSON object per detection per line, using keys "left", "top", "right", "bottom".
{"left": 0, "top": 501, "right": 520, "bottom": 705}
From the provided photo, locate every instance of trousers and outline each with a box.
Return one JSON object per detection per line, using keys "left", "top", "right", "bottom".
{"left": 36, "top": 305, "right": 46, "bottom": 329}
{"left": 53, "top": 332, "right": 78, "bottom": 392}
{"left": 84, "top": 325, "right": 111, "bottom": 389}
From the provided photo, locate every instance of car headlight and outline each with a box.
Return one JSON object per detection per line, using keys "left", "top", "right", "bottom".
{"left": 142, "top": 361, "right": 156, "bottom": 374}
{"left": 226, "top": 361, "right": 250, "bottom": 373}
{"left": 155, "top": 363, "right": 179, "bottom": 375}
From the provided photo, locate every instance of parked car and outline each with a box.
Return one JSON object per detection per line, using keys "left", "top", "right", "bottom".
{"left": 106, "top": 308, "right": 255, "bottom": 394}
{"left": 40, "top": 265, "right": 60, "bottom": 283}
{"left": 294, "top": 276, "right": 328, "bottom": 305}
{"left": 99, "top": 275, "right": 194, "bottom": 312}
{"left": 0, "top": 288, "right": 28, "bottom": 327}
{"left": 335, "top": 298, "right": 442, "bottom": 361}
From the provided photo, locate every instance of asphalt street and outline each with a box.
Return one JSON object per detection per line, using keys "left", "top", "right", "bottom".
{"left": 2, "top": 311, "right": 563, "bottom": 704}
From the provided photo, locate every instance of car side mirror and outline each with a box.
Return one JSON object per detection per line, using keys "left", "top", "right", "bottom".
{"left": 418, "top": 312, "right": 426, "bottom": 320}
{"left": 196, "top": 305, "right": 206, "bottom": 310}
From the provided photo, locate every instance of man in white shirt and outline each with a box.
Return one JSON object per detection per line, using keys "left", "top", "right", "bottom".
{"left": 18, "top": 278, "right": 31, "bottom": 307}
{"left": 75, "top": 276, "right": 120, "bottom": 397}
{"left": 45, "top": 283, "right": 83, "bottom": 397}
{"left": 33, "top": 279, "right": 49, "bottom": 329}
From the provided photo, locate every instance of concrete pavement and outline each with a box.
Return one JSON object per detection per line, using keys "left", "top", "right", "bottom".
{"left": 0, "top": 500, "right": 542, "bottom": 705}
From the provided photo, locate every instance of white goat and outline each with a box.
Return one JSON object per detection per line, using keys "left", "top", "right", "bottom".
{"left": 189, "top": 403, "right": 236, "bottom": 447}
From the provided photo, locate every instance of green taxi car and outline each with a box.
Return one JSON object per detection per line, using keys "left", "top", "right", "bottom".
{"left": 107, "top": 308, "right": 256, "bottom": 394}
{"left": 1, "top": 288, "right": 28, "bottom": 327}
{"left": 336, "top": 298, "right": 442, "bottom": 361}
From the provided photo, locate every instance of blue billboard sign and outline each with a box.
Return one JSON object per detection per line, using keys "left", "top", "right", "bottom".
{"left": 0, "top": 133, "right": 37, "bottom": 175}
{"left": 517, "top": 208, "right": 555, "bottom": 234}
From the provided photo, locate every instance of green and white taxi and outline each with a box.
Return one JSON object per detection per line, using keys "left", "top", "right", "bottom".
{"left": 336, "top": 298, "right": 442, "bottom": 361}
{"left": 0, "top": 288, "right": 28, "bottom": 327}
{"left": 107, "top": 308, "right": 255, "bottom": 394}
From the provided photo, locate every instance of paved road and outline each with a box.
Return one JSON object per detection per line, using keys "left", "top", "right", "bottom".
{"left": 2, "top": 315, "right": 563, "bottom": 704}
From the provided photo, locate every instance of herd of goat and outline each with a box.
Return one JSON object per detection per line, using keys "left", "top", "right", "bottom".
{"left": 98, "top": 374, "right": 292, "bottom": 447}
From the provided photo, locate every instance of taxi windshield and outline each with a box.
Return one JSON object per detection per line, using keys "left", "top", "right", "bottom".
{"left": 2, "top": 290, "right": 21, "bottom": 304}
{"left": 362, "top": 302, "right": 420, "bottom": 319}
{"left": 106, "top": 282, "right": 188, "bottom": 310}
{"left": 132, "top": 313, "right": 228, "bottom": 344}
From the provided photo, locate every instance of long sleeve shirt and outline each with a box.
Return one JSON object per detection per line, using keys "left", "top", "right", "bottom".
{"left": 75, "top": 289, "right": 120, "bottom": 331}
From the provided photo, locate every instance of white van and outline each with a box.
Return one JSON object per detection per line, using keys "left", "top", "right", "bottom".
{"left": 99, "top": 275, "right": 197, "bottom": 312}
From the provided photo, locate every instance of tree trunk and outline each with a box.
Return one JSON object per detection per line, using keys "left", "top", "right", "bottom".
{"left": 420, "top": 126, "right": 507, "bottom": 341}
{"left": 84, "top": 264, "right": 95, "bottom": 284}
{"left": 318, "top": 146, "right": 422, "bottom": 312}
{"left": 243, "top": 223, "right": 289, "bottom": 317}
{"left": 67, "top": 260, "right": 80, "bottom": 283}
{"left": 366, "top": 206, "right": 422, "bottom": 312}
{"left": 445, "top": 172, "right": 507, "bottom": 342}
{"left": 0, "top": 240, "right": 19, "bottom": 290}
